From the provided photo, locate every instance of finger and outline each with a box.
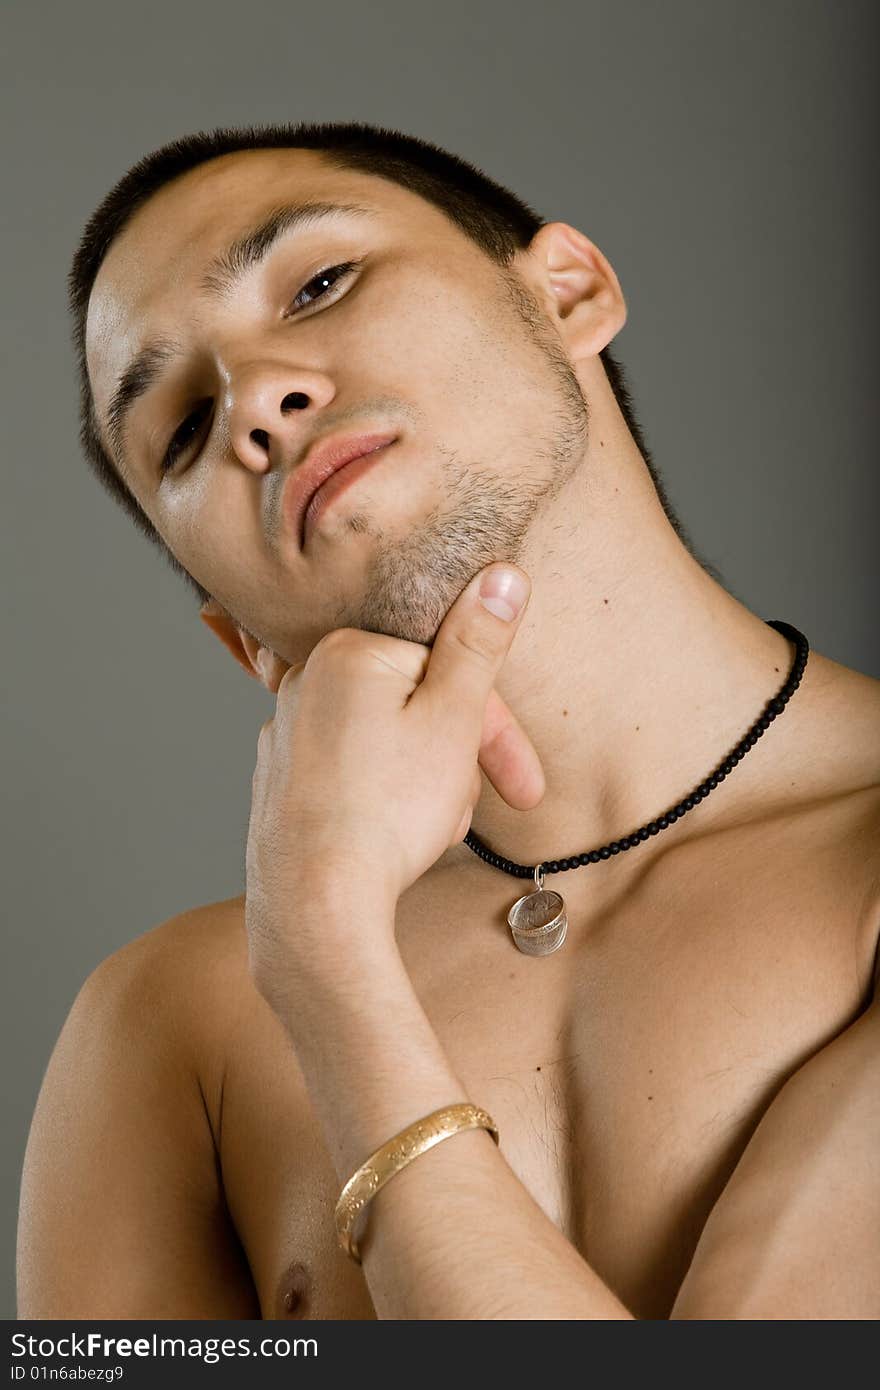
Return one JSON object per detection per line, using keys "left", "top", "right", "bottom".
{"left": 478, "top": 686, "right": 546, "bottom": 810}
{"left": 297, "top": 628, "right": 430, "bottom": 711}
{"left": 453, "top": 804, "right": 474, "bottom": 843}
{"left": 453, "top": 766, "right": 483, "bottom": 844}
{"left": 471, "top": 763, "right": 483, "bottom": 807}
{"left": 419, "top": 564, "right": 531, "bottom": 729}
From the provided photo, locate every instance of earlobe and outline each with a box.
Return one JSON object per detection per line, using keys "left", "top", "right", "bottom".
{"left": 198, "top": 605, "right": 294, "bottom": 692}
{"left": 199, "top": 604, "right": 262, "bottom": 681}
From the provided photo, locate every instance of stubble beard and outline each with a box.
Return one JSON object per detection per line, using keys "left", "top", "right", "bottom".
{"left": 350, "top": 268, "right": 590, "bottom": 647}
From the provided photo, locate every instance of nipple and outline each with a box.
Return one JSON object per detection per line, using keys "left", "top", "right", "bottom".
{"left": 275, "top": 1260, "right": 312, "bottom": 1318}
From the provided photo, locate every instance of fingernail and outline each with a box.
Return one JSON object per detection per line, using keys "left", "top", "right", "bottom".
{"left": 478, "top": 566, "right": 530, "bottom": 622}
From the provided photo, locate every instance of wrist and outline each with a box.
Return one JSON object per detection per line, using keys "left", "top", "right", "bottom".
{"left": 289, "top": 850, "right": 400, "bottom": 918}
{"left": 256, "top": 881, "right": 404, "bottom": 1014}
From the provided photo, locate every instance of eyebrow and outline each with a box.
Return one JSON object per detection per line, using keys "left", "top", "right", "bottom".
{"left": 103, "top": 199, "right": 379, "bottom": 469}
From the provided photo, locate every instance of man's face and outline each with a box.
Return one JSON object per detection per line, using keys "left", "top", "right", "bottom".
{"left": 86, "top": 148, "right": 588, "bottom": 661}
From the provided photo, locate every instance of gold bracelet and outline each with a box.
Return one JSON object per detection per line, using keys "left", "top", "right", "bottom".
{"left": 334, "top": 1102, "right": 500, "bottom": 1264}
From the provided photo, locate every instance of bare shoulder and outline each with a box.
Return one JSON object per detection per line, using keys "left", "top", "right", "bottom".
{"left": 80, "top": 893, "right": 247, "bottom": 1033}
{"left": 54, "top": 891, "right": 254, "bottom": 1162}
{"left": 95, "top": 890, "right": 248, "bottom": 977}
{"left": 802, "top": 651, "right": 880, "bottom": 982}
{"left": 18, "top": 893, "right": 258, "bottom": 1318}
{"left": 89, "top": 892, "right": 252, "bottom": 1121}
{"left": 769, "top": 648, "right": 880, "bottom": 831}
{"left": 799, "top": 648, "right": 880, "bottom": 784}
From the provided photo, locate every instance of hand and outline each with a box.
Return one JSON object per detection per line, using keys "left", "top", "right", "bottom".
{"left": 245, "top": 563, "right": 544, "bottom": 995}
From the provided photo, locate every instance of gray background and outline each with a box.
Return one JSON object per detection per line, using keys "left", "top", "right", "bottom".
{"left": 2, "top": 0, "right": 876, "bottom": 1320}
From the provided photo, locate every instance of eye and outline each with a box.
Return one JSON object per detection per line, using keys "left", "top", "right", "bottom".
{"left": 159, "top": 261, "right": 361, "bottom": 475}
{"left": 285, "top": 260, "right": 361, "bottom": 315}
{"left": 161, "top": 399, "right": 212, "bottom": 474}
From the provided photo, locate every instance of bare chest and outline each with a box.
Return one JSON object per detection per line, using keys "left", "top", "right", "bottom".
{"left": 216, "top": 803, "right": 878, "bottom": 1320}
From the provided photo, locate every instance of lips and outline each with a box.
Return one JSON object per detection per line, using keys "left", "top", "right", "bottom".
{"left": 283, "top": 430, "right": 398, "bottom": 550}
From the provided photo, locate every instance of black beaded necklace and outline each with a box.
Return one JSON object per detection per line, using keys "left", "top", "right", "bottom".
{"left": 464, "top": 618, "right": 809, "bottom": 956}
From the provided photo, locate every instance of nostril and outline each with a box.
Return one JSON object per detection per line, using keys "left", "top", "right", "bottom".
{"left": 250, "top": 428, "right": 269, "bottom": 451}
{"left": 281, "top": 391, "right": 308, "bottom": 413}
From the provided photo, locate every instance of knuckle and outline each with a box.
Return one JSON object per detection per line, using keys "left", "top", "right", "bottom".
{"left": 450, "top": 627, "right": 497, "bottom": 667}
{"left": 320, "top": 626, "right": 357, "bottom": 651}
{"left": 277, "top": 658, "right": 306, "bottom": 695}
{"left": 310, "top": 626, "right": 367, "bottom": 674}
{"left": 311, "top": 627, "right": 358, "bottom": 661}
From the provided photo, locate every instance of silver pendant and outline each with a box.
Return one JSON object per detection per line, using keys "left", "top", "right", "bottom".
{"left": 507, "top": 864, "right": 568, "bottom": 956}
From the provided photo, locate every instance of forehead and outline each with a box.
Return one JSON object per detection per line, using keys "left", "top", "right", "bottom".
{"left": 86, "top": 147, "right": 460, "bottom": 423}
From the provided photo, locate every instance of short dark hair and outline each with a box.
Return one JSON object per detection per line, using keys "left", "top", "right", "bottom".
{"left": 69, "top": 120, "right": 709, "bottom": 610}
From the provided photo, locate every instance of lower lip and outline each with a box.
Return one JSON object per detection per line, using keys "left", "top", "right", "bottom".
{"left": 302, "top": 441, "right": 395, "bottom": 546}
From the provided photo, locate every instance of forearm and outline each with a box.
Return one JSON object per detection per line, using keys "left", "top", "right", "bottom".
{"left": 274, "top": 890, "right": 632, "bottom": 1321}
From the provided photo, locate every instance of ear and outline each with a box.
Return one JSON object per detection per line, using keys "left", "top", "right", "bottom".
{"left": 521, "top": 222, "right": 627, "bottom": 360}
{"left": 199, "top": 600, "right": 293, "bottom": 694}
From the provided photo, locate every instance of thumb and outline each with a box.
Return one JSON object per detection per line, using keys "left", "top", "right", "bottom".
{"left": 420, "top": 563, "right": 531, "bottom": 715}
{"left": 474, "top": 564, "right": 532, "bottom": 624}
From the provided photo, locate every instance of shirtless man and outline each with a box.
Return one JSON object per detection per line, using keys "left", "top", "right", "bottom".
{"left": 17, "top": 123, "right": 880, "bottom": 1320}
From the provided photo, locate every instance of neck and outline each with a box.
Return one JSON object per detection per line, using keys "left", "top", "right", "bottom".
{"left": 437, "top": 372, "right": 796, "bottom": 889}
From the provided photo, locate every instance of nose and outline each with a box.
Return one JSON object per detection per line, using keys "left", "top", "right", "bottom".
{"left": 224, "top": 361, "right": 336, "bottom": 473}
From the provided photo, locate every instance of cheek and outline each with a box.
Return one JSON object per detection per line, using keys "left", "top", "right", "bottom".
{"left": 385, "top": 290, "right": 553, "bottom": 463}
{"left": 160, "top": 466, "right": 270, "bottom": 597}
{"left": 356, "top": 255, "right": 495, "bottom": 391}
